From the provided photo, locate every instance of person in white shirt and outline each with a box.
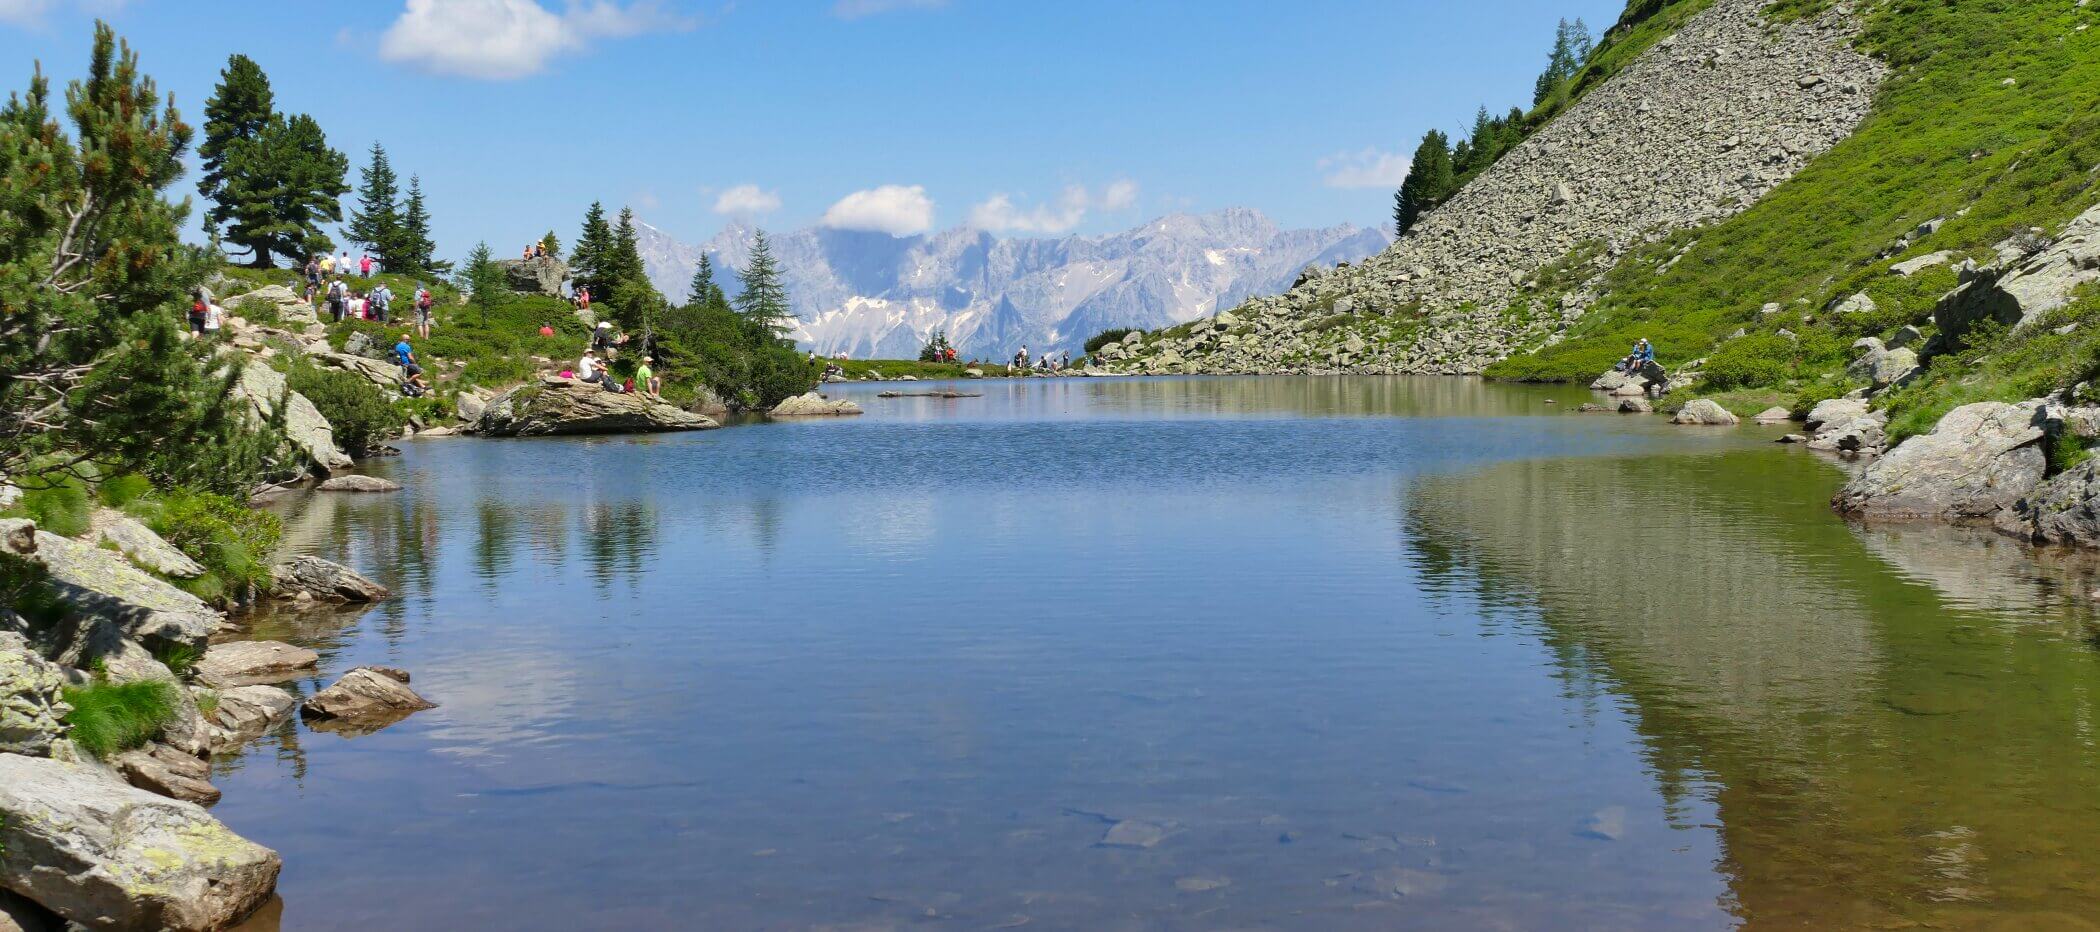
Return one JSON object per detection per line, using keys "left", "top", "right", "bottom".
{"left": 202, "top": 302, "right": 222, "bottom": 332}
{"left": 577, "top": 352, "right": 598, "bottom": 381}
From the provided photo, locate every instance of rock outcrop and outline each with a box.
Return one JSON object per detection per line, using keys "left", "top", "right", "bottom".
{"left": 1995, "top": 459, "right": 2100, "bottom": 547}
{"left": 474, "top": 378, "right": 719, "bottom": 437}
{"left": 0, "top": 754, "right": 280, "bottom": 931}
{"left": 0, "top": 519, "right": 223, "bottom": 664}
{"left": 301, "top": 666, "right": 433, "bottom": 735}
{"left": 192, "top": 641, "right": 319, "bottom": 688}
{"left": 1934, "top": 202, "right": 2100, "bottom": 348}
{"left": 85, "top": 509, "right": 202, "bottom": 579}
{"left": 769, "top": 392, "right": 863, "bottom": 417}
{"left": 1103, "top": 0, "right": 1885, "bottom": 376}
{"left": 1834, "top": 401, "right": 2048, "bottom": 520}
{"left": 231, "top": 360, "right": 354, "bottom": 473}
{"left": 495, "top": 255, "right": 568, "bottom": 297}
{"left": 269, "top": 555, "right": 388, "bottom": 603}
{"left": 221, "top": 285, "right": 317, "bottom": 326}
{"left": 0, "top": 634, "right": 69, "bottom": 757}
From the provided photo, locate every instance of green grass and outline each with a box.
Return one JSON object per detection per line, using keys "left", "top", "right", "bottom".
{"left": 2, "top": 463, "right": 94, "bottom": 537}
{"left": 61, "top": 679, "right": 178, "bottom": 758}
{"left": 1484, "top": 0, "right": 2100, "bottom": 400}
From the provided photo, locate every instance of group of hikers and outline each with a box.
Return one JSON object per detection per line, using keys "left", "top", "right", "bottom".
{"left": 1012, "top": 345, "right": 1074, "bottom": 373}
{"left": 557, "top": 321, "right": 660, "bottom": 397}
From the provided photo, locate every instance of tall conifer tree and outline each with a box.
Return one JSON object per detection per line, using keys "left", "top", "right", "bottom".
{"left": 348, "top": 141, "right": 405, "bottom": 267}
{"left": 734, "top": 230, "right": 793, "bottom": 336}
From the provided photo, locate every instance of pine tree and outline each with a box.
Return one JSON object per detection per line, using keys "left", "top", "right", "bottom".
{"left": 602, "top": 207, "right": 655, "bottom": 331}
{"left": 460, "top": 241, "right": 502, "bottom": 328}
{"left": 569, "top": 201, "right": 612, "bottom": 296}
{"left": 1533, "top": 18, "right": 1590, "bottom": 106}
{"left": 197, "top": 54, "right": 271, "bottom": 224}
{"left": 734, "top": 229, "right": 794, "bottom": 336}
{"left": 348, "top": 141, "right": 405, "bottom": 268}
{"left": 399, "top": 175, "right": 447, "bottom": 275}
{"left": 196, "top": 56, "right": 346, "bottom": 267}
{"left": 687, "top": 253, "right": 728, "bottom": 309}
{"left": 4, "top": 23, "right": 284, "bottom": 491}
{"left": 540, "top": 230, "right": 560, "bottom": 256}
{"left": 1394, "top": 130, "right": 1455, "bottom": 236}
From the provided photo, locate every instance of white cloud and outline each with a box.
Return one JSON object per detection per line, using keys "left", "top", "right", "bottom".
{"left": 1319, "top": 148, "right": 1412, "bottom": 189}
{"left": 0, "top": 0, "right": 127, "bottom": 27}
{"left": 966, "top": 180, "right": 1141, "bottom": 234}
{"left": 821, "top": 184, "right": 934, "bottom": 236}
{"left": 379, "top": 0, "right": 694, "bottom": 80}
{"left": 832, "top": 0, "right": 944, "bottom": 19}
{"left": 1101, "top": 178, "right": 1140, "bottom": 210}
{"left": 712, "top": 183, "right": 781, "bottom": 215}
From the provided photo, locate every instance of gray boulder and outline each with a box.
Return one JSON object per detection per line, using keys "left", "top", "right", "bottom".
{"left": 0, "top": 519, "right": 222, "bottom": 663}
{"left": 1830, "top": 292, "right": 1878, "bottom": 315}
{"left": 315, "top": 475, "right": 400, "bottom": 493}
{"left": 1617, "top": 398, "right": 1653, "bottom": 414}
{"left": 1996, "top": 459, "right": 2100, "bottom": 547}
{"left": 233, "top": 361, "right": 354, "bottom": 473}
{"left": 112, "top": 743, "right": 219, "bottom": 805}
{"left": 1835, "top": 401, "right": 2049, "bottom": 519}
{"left": 0, "top": 633, "right": 70, "bottom": 757}
{"left": 0, "top": 754, "right": 280, "bottom": 931}
{"left": 768, "top": 392, "right": 864, "bottom": 418}
{"left": 85, "top": 508, "right": 202, "bottom": 579}
{"left": 495, "top": 255, "right": 569, "bottom": 297}
{"left": 207, "top": 686, "right": 297, "bottom": 751}
{"left": 270, "top": 555, "right": 388, "bottom": 604}
{"left": 192, "top": 640, "right": 318, "bottom": 688}
{"left": 1891, "top": 251, "right": 1954, "bottom": 277}
{"left": 301, "top": 666, "right": 433, "bottom": 736}
{"left": 1751, "top": 406, "right": 1793, "bottom": 423}
{"left": 1808, "top": 409, "right": 1889, "bottom": 455}
{"left": 1805, "top": 397, "right": 1870, "bottom": 434}
{"left": 1672, "top": 399, "right": 1740, "bottom": 425}
{"left": 475, "top": 378, "right": 719, "bottom": 437}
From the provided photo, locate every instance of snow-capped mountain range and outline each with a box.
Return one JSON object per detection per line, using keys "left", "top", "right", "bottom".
{"left": 633, "top": 208, "right": 1390, "bottom": 359}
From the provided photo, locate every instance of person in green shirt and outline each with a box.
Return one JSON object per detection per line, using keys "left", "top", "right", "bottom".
{"left": 636, "top": 359, "right": 658, "bottom": 397}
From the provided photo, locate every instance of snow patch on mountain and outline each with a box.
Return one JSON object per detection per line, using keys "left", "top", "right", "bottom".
{"left": 633, "top": 209, "right": 1389, "bottom": 358}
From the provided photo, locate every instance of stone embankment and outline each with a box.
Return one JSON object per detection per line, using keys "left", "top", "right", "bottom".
{"left": 1101, "top": 0, "right": 1885, "bottom": 376}
{"left": 0, "top": 496, "right": 421, "bottom": 929}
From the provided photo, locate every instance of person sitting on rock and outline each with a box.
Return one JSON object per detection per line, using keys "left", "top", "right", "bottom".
{"left": 577, "top": 350, "right": 619, "bottom": 392}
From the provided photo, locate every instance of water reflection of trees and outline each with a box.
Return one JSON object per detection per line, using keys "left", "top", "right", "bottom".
{"left": 1404, "top": 449, "right": 2100, "bottom": 927}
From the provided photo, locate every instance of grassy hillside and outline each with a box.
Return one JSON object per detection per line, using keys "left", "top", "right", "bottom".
{"left": 1484, "top": 0, "right": 2100, "bottom": 422}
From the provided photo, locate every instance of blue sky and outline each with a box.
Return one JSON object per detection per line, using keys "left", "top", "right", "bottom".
{"left": 0, "top": 0, "right": 1623, "bottom": 262}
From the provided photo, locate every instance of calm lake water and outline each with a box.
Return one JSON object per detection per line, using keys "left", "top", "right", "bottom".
{"left": 220, "top": 376, "right": 2100, "bottom": 931}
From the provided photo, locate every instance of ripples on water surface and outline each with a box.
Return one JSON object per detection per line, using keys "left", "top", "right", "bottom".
{"left": 220, "top": 376, "right": 2100, "bottom": 930}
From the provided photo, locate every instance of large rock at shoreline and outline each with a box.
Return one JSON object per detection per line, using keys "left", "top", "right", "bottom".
{"left": 0, "top": 633, "right": 70, "bottom": 757}
{"left": 86, "top": 508, "right": 202, "bottom": 579}
{"left": 1996, "top": 459, "right": 2100, "bottom": 547}
{"left": 475, "top": 378, "right": 719, "bottom": 437}
{"left": 1672, "top": 399, "right": 1739, "bottom": 426}
{"left": 1835, "top": 401, "right": 2048, "bottom": 520}
{"left": 0, "top": 754, "right": 280, "bottom": 931}
{"left": 232, "top": 361, "right": 355, "bottom": 473}
{"left": 315, "top": 475, "right": 400, "bottom": 493}
{"left": 0, "top": 519, "right": 223, "bottom": 664}
{"left": 301, "top": 666, "right": 433, "bottom": 736}
{"left": 769, "top": 392, "right": 863, "bottom": 417}
{"left": 112, "top": 743, "right": 219, "bottom": 805}
{"left": 270, "top": 555, "right": 388, "bottom": 604}
{"left": 207, "top": 686, "right": 297, "bottom": 751}
{"left": 495, "top": 255, "right": 568, "bottom": 297}
{"left": 193, "top": 640, "right": 318, "bottom": 688}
